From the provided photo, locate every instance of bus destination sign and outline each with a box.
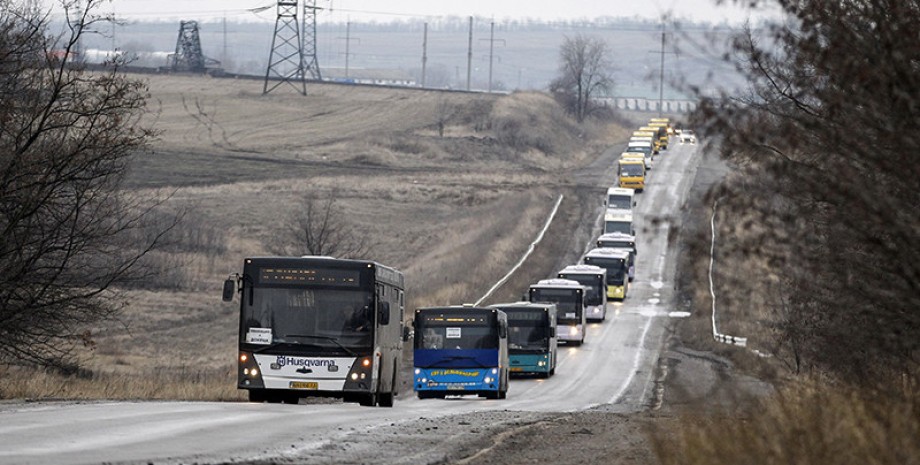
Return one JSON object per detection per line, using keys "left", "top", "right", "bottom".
{"left": 258, "top": 267, "right": 360, "bottom": 287}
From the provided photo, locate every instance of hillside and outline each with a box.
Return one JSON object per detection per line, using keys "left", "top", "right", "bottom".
{"left": 1, "top": 73, "right": 629, "bottom": 398}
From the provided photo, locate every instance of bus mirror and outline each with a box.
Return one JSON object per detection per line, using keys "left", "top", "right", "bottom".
{"left": 402, "top": 325, "right": 411, "bottom": 342}
{"left": 222, "top": 279, "right": 235, "bottom": 302}
{"left": 499, "top": 322, "right": 507, "bottom": 339}
{"left": 378, "top": 302, "right": 391, "bottom": 325}
{"left": 549, "top": 327, "right": 556, "bottom": 337}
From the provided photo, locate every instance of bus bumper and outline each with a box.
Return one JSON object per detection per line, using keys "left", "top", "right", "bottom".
{"left": 413, "top": 367, "right": 501, "bottom": 395}
{"left": 607, "top": 284, "right": 627, "bottom": 301}
{"left": 586, "top": 304, "right": 606, "bottom": 321}
{"left": 509, "top": 354, "right": 552, "bottom": 375}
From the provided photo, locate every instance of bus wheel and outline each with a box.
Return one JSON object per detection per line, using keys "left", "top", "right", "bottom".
{"left": 498, "top": 390, "right": 507, "bottom": 399}
{"left": 358, "top": 393, "right": 377, "bottom": 407}
{"left": 282, "top": 393, "right": 300, "bottom": 405}
{"left": 378, "top": 391, "right": 394, "bottom": 407}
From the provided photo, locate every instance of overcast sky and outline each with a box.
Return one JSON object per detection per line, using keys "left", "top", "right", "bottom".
{"left": 48, "top": 0, "right": 776, "bottom": 24}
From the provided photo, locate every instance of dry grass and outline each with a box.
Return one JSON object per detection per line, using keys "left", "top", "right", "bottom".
{"left": 0, "top": 365, "right": 243, "bottom": 401}
{"left": 653, "top": 380, "right": 920, "bottom": 465}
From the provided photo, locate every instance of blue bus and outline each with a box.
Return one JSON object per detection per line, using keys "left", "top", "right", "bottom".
{"left": 413, "top": 306, "right": 509, "bottom": 399}
{"left": 490, "top": 302, "right": 557, "bottom": 378}
{"left": 223, "top": 256, "right": 407, "bottom": 407}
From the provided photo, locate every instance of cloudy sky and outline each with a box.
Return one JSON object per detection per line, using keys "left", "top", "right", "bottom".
{"left": 48, "top": 0, "right": 775, "bottom": 24}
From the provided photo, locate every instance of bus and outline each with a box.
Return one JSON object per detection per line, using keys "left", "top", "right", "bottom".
{"left": 489, "top": 302, "right": 557, "bottom": 377}
{"left": 604, "top": 210, "right": 634, "bottom": 236}
{"left": 633, "top": 130, "right": 660, "bottom": 153}
{"left": 557, "top": 264, "right": 608, "bottom": 322}
{"left": 529, "top": 278, "right": 586, "bottom": 346}
{"left": 223, "top": 256, "right": 407, "bottom": 407}
{"left": 626, "top": 141, "right": 654, "bottom": 170}
{"left": 413, "top": 306, "right": 509, "bottom": 399}
{"left": 597, "top": 232, "right": 637, "bottom": 282}
{"left": 605, "top": 187, "right": 635, "bottom": 212}
{"left": 583, "top": 248, "right": 631, "bottom": 301}
{"left": 618, "top": 156, "right": 646, "bottom": 192}
{"left": 649, "top": 117, "right": 673, "bottom": 135}
{"left": 648, "top": 122, "right": 670, "bottom": 150}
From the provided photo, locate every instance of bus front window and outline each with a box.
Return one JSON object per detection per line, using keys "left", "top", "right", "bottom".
{"left": 531, "top": 289, "right": 579, "bottom": 322}
{"left": 241, "top": 287, "right": 373, "bottom": 352}
{"left": 607, "top": 196, "right": 631, "bottom": 210}
{"left": 415, "top": 325, "right": 497, "bottom": 350}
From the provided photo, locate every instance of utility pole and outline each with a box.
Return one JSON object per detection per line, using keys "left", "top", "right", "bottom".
{"left": 466, "top": 16, "right": 473, "bottom": 91}
{"left": 658, "top": 24, "right": 665, "bottom": 117}
{"left": 421, "top": 22, "right": 428, "bottom": 87}
{"left": 648, "top": 21, "right": 677, "bottom": 115}
{"left": 222, "top": 13, "right": 227, "bottom": 65}
{"left": 479, "top": 21, "right": 505, "bottom": 93}
{"left": 337, "top": 21, "right": 359, "bottom": 79}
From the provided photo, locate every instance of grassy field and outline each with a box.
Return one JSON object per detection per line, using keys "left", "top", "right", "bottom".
{"left": 0, "top": 73, "right": 622, "bottom": 400}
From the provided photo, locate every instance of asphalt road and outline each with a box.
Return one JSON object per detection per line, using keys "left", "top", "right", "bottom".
{"left": 0, "top": 141, "right": 702, "bottom": 465}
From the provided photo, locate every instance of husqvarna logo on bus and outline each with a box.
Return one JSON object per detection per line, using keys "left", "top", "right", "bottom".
{"left": 275, "top": 356, "right": 339, "bottom": 372}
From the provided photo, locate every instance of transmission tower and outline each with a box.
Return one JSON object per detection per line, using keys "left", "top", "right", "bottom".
{"left": 170, "top": 21, "right": 207, "bottom": 72}
{"left": 264, "top": 1, "right": 306, "bottom": 95}
{"left": 301, "top": 0, "right": 322, "bottom": 80}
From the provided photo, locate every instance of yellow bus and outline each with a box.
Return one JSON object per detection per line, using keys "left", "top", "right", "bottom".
{"left": 647, "top": 122, "right": 670, "bottom": 151}
{"left": 649, "top": 118, "right": 673, "bottom": 135}
{"left": 632, "top": 130, "right": 660, "bottom": 153}
{"left": 617, "top": 155, "right": 645, "bottom": 192}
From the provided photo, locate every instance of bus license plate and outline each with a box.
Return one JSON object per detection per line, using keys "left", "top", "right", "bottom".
{"left": 511, "top": 367, "right": 524, "bottom": 372}
{"left": 289, "top": 381, "right": 318, "bottom": 389}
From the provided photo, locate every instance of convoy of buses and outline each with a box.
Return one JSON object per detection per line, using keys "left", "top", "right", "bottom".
{"left": 221, "top": 118, "right": 677, "bottom": 406}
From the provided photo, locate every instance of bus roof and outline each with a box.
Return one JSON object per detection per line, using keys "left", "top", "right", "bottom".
{"left": 416, "top": 306, "right": 500, "bottom": 315}
{"left": 649, "top": 117, "right": 670, "bottom": 123}
{"left": 558, "top": 264, "right": 607, "bottom": 276}
{"left": 530, "top": 278, "right": 584, "bottom": 290}
{"left": 584, "top": 247, "right": 631, "bottom": 259}
{"left": 606, "top": 187, "right": 635, "bottom": 197}
{"left": 489, "top": 301, "right": 557, "bottom": 312}
{"left": 244, "top": 256, "right": 405, "bottom": 288}
{"left": 597, "top": 232, "right": 636, "bottom": 242}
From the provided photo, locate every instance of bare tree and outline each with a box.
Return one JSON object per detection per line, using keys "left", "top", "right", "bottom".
{"left": 694, "top": 0, "right": 920, "bottom": 381}
{"left": 0, "top": 1, "right": 174, "bottom": 371}
{"left": 549, "top": 34, "right": 614, "bottom": 123}
{"left": 267, "top": 192, "right": 371, "bottom": 259}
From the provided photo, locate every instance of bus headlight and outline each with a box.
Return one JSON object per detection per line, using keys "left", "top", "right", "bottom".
{"left": 483, "top": 377, "right": 493, "bottom": 384}
{"left": 237, "top": 351, "right": 264, "bottom": 388}
{"left": 537, "top": 361, "right": 546, "bottom": 367}
{"left": 415, "top": 368, "right": 421, "bottom": 375}
{"left": 570, "top": 326, "right": 579, "bottom": 336}
{"left": 344, "top": 357, "right": 374, "bottom": 392}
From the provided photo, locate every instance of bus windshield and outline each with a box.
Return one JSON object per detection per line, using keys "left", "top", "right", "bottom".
{"left": 241, "top": 287, "right": 373, "bottom": 353}
{"left": 620, "top": 164, "right": 644, "bottom": 177}
{"left": 504, "top": 310, "right": 550, "bottom": 352}
{"left": 583, "top": 257, "right": 627, "bottom": 285}
{"left": 414, "top": 314, "right": 499, "bottom": 350}
{"left": 559, "top": 274, "right": 603, "bottom": 306}
{"left": 607, "top": 195, "right": 631, "bottom": 210}
{"left": 604, "top": 221, "right": 631, "bottom": 235}
{"left": 530, "top": 288, "right": 581, "bottom": 322}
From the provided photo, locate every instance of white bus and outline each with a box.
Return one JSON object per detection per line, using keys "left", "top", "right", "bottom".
{"left": 604, "top": 210, "right": 635, "bottom": 236}
{"left": 529, "top": 278, "right": 586, "bottom": 346}
{"left": 223, "top": 256, "right": 408, "bottom": 407}
{"left": 596, "top": 232, "right": 637, "bottom": 282}
{"left": 605, "top": 187, "right": 635, "bottom": 212}
{"left": 557, "top": 264, "right": 608, "bottom": 322}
